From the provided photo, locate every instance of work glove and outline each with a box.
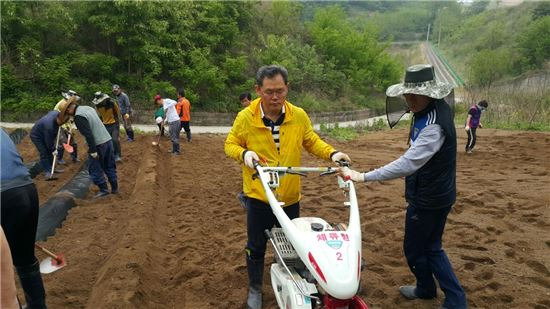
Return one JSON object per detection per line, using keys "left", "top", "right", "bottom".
{"left": 464, "top": 125, "right": 470, "bottom": 131}
{"left": 124, "top": 113, "right": 130, "bottom": 120}
{"left": 331, "top": 151, "right": 351, "bottom": 164}
{"left": 90, "top": 152, "right": 99, "bottom": 159}
{"left": 243, "top": 151, "right": 260, "bottom": 169}
{"left": 336, "top": 167, "right": 365, "bottom": 182}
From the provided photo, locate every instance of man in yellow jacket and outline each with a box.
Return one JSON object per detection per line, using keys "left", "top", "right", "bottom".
{"left": 225, "top": 65, "right": 350, "bottom": 309}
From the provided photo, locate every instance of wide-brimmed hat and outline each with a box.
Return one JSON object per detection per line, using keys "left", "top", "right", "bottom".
{"left": 56, "top": 96, "right": 78, "bottom": 124}
{"left": 92, "top": 91, "right": 110, "bottom": 105}
{"left": 386, "top": 64, "right": 453, "bottom": 99}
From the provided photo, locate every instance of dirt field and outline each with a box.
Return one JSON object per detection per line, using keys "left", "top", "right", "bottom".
{"left": 16, "top": 128, "right": 550, "bottom": 308}
{"left": 15, "top": 133, "right": 88, "bottom": 202}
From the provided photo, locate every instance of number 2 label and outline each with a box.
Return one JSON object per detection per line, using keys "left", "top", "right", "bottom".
{"left": 336, "top": 252, "right": 343, "bottom": 261}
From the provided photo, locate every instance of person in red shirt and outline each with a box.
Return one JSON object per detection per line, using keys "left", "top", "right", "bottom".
{"left": 176, "top": 89, "right": 192, "bottom": 142}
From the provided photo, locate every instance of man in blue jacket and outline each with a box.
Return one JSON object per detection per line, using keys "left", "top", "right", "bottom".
{"left": 29, "top": 97, "right": 79, "bottom": 179}
{"left": 340, "top": 65, "right": 467, "bottom": 309}
{"left": 1, "top": 129, "right": 47, "bottom": 308}
{"left": 112, "top": 84, "right": 135, "bottom": 142}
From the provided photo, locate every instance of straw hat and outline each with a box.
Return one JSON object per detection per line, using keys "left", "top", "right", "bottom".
{"left": 386, "top": 64, "right": 453, "bottom": 99}
{"left": 56, "top": 96, "right": 78, "bottom": 124}
{"left": 92, "top": 91, "right": 110, "bottom": 105}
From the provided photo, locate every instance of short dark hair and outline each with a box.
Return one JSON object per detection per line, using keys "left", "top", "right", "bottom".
{"left": 479, "top": 100, "right": 488, "bottom": 108}
{"left": 178, "top": 88, "right": 185, "bottom": 97}
{"left": 239, "top": 92, "right": 252, "bottom": 101}
{"left": 255, "top": 65, "right": 288, "bottom": 87}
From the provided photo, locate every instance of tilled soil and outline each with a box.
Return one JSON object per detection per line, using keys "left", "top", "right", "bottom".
{"left": 16, "top": 129, "right": 550, "bottom": 308}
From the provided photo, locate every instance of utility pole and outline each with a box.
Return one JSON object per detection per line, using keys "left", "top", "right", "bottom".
{"left": 426, "top": 23, "right": 431, "bottom": 41}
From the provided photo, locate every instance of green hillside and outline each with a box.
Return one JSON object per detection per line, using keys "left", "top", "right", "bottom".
{"left": 0, "top": 1, "right": 404, "bottom": 117}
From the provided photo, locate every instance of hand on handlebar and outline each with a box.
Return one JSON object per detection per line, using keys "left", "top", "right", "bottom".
{"left": 336, "top": 167, "right": 365, "bottom": 182}
{"left": 331, "top": 152, "right": 351, "bottom": 164}
{"left": 244, "top": 151, "right": 260, "bottom": 169}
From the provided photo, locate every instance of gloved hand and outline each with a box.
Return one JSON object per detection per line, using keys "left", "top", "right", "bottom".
{"left": 336, "top": 167, "right": 365, "bottom": 182}
{"left": 124, "top": 114, "right": 130, "bottom": 120}
{"left": 465, "top": 125, "right": 470, "bottom": 131}
{"left": 243, "top": 151, "right": 260, "bottom": 169}
{"left": 52, "top": 150, "right": 58, "bottom": 156}
{"left": 90, "top": 152, "right": 99, "bottom": 159}
{"left": 331, "top": 151, "right": 351, "bottom": 164}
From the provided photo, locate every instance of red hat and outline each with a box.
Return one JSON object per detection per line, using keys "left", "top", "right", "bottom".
{"left": 154, "top": 95, "right": 162, "bottom": 101}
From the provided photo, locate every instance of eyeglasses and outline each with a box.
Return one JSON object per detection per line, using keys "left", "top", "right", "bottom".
{"left": 262, "top": 88, "right": 286, "bottom": 97}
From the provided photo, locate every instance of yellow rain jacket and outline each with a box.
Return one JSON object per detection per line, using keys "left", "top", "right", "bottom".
{"left": 225, "top": 98, "right": 335, "bottom": 206}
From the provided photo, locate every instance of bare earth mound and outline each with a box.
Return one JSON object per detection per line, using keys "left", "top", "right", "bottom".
{"left": 28, "top": 129, "right": 549, "bottom": 308}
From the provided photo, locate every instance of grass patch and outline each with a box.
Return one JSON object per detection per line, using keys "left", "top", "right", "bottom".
{"left": 319, "top": 123, "right": 358, "bottom": 141}
{"left": 319, "top": 118, "right": 410, "bottom": 141}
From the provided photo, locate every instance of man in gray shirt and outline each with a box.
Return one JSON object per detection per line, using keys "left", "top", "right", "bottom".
{"left": 340, "top": 65, "right": 467, "bottom": 309}
{"left": 59, "top": 99, "right": 118, "bottom": 198}
{"left": 112, "top": 84, "right": 135, "bottom": 142}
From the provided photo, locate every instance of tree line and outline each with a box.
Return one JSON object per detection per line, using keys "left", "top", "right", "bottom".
{"left": 1, "top": 1, "right": 404, "bottom": 118}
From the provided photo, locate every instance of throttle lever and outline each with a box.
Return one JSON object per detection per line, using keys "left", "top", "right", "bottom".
{"left": 320, "top": 169, "right": 336, "bottom": 177}
{"left": 286, "top": 170, "right": 307, "bottom": 177}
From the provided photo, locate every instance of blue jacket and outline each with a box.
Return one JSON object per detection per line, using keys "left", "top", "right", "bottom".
{"left": 405, "top": 100, "right": 456, "bottom": 209}
{"left": 116, "top": 92, "right": 132, "bottom": 115}
{"left": 30, "top": 110, "right": 60, "bottom": 153}
{"left": 1, "top": 129, "right": 33, "bottom": 192}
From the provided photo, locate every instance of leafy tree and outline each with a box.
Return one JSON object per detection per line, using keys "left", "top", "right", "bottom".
{"left": 307, "top": 6, "right": 400, "bottom": 92}
{"left": 1, "top": 1, "right": 402, "bottom": 116}
{"left": 518, "top": 16, "right": 550, "bottom": 69}
{"left": 467, "top": 49, "right": 511, "bottom": 88}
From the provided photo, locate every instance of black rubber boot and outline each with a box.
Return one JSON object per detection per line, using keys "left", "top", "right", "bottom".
{"left": 246, "top": 256, "right": 264, "bottom": 309}
{"left": 16, "top": 260, "right": 47, "bottom": 309}
{"left": 128, "top": 130, "right": 135, "bottom": 140}
{"left": 95, "top": 183, "right": 110, "bottom": 198}
{"left": 110, "top": 180, "right": 118, "bottom": 194}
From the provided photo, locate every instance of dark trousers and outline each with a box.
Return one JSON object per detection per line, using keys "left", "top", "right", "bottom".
{"left": 57, "top": 129, "right": 77, "bottom": 162}
{"left": 180, "top": 121, "right": 191, "bottom": 141}
{"left": 246, "top": 198, "right": 300, "bottom": 260}
{"left": 169, "top": 121, "right": 181, "bottom": 153}
{"left": 1, "top": 183, "right": 47, "bottom": 308}
{"left": 30, "top": 135, "right": 53, "bottom": 173}
{"left": 404, "top": 204, "right": 466, "bottom": 308}
{"left": 157, "top": 124, "right": 165, "bottom": 136}
{"left": 122, "top": 116, "right": 134, "bottom": 140}
{"left": 466, "top": 127, "right": 477, "bottom": 151}
{"left": 1, "top": 184, "right": 39, "bottom": 266}
{"left": 105, "top": 123, "right": 121, "bottom": 158}
{"left": 88, "top": 141, "right": 118, "bottom": 192}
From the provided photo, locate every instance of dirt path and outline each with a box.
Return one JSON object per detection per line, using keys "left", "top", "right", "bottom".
{"left": 31, "top": 129, "right": 549, "bottom": 308}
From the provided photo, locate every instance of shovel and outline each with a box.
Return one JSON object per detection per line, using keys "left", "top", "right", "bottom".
{"left": 151, "top": 133, "right": 161, "bottom": 147}
{"left": 63, "top": 132, "right": 74, "bottom": 153}
{"left": 35, "top": 244, "right": 66, "bottom": 274}
{"left": 47, "top": 128, "right": 62, "bottom": 181}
